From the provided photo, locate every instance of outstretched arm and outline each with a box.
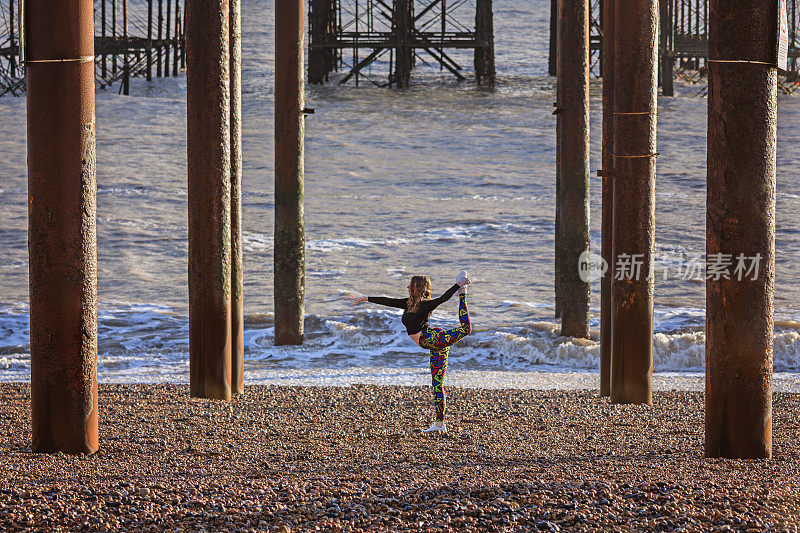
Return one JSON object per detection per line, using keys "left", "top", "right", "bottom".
{"left": 424, "top": 283, "right": 461, "bottom": 312}
{"left": 349, "top": 295, "right": 407, "bottom": 309}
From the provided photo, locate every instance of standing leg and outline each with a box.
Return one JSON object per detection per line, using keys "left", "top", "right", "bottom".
{"left": 430, "top": 347, "right": 449, "bottom": 421}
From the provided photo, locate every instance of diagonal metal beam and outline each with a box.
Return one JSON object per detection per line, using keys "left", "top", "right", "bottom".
{"left": 412, "top": 28, "right": 463, "bottom": 71}
{"left": 414, "top": 0, "right": 443, "bottom": 22}
{"left": 421, "top": 46, "right": 464, "bottom": 79}
{"left": 339, "top": 47, "right": 386, "bottom": 84}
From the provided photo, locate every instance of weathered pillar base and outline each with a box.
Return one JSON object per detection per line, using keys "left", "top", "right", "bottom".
{"left": 556, "top": 0, "right": 591, "bottom": 339}
{"left": 187, "top": 0, "right": 234, "bottom": 400}
{"left": 609, "top": 0, "right": 657, "bottom": 405}
{"left": 28, "top": 0, "right": 99, "bottom": 454}
{"left": 705, "top": 0, "right": 775, "bottom": 459}
{"left": 274, "top": 0, "right": 306, "bottom": 346}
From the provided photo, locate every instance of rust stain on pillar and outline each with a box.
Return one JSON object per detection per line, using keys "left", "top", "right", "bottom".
{"left": 610, "top": 0, "right": 657, "bottom": 404}
{"left": 556, "top": 0, "right": 590, "bottom": 339}
{"left": 27, "top": 0, "right": 99, "bottom": 454}
{"left": 186, "top": 0, "right": 233, "bottom": 400}
{"left": 230, "top": 0, "right": 244, "bottom": 394}
{"left": 600, "top": 0, "right": 615, "bottom": 396}
{"left": 706, "top": 0, "right": 776, "bottom": 459}
{"left": 275, "top": 0, "right": 306, "bottom": 346}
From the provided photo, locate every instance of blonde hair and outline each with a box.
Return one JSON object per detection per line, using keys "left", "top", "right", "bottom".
{"left": 407, "top": 275, "right": 432, "bottom": 312}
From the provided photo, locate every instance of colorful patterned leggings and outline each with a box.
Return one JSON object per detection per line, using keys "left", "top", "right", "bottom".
{"left": 418, "top": 293, "right": 472, "bottom": 421}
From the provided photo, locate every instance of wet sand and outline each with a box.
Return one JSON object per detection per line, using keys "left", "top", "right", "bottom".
{"left": 1, "top": 383, "right": 799, "bottom": 531}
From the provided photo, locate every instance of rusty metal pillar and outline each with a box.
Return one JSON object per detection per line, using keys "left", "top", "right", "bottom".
{"left": 474, "top": 0, "right": 495, "bottom": 87}
{"left": 101, "top": 0, "right": 108, "bottom": 78}
{"left": 275, "top": 0, "right": 306, "bottom": 346}
{"left": 393, "top": 0, "right": 413, "bottom": 87}
{"left": 705, "top": 0, "right": 776, "bottom": 459}
{"left": 165, "top": 0, "right": 171, "bottom": 77}
{"left": 554, "top": 0, "right": 562, "bottom": 320}
{"left": 610, "top": 0, "right": 657, "bottom": 404}
{"left": 173, "top": 0, "right": 180, "bottom": 76}
{"left": 600, "top": 0, "right": 615, "bottom": 396}
{"left": 557, "top": 0, "right": 590, "bottom": 338}
{"left": 659, "top": 0, "right": 674, "bottom": 96}
{"left": 122, "top": 0, "right": 129, "bottom": 95}
{"left": 112, "top": 0, "right": 117, "bottom": 75}
{"left": 27, "top": 0, "right": 99, "bottom": 454}
{"left": 9, "top": 0, "right": 16, "bottom": 77}
{"left": 230, "top": 0, "right": 244, "bottom": 393}
{"left": 157, "top": 0, "right": 164, "bottom": 77}
{"left": 147, "top": 0, "right": 153, "bottom": 81}
{"left": 186, "top": 0, "right": 233, "bottom": 400}
{"left": 549, "top": 0, "right": 558, "bottom": 76}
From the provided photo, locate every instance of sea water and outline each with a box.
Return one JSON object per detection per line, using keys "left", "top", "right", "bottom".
{"left": 1, "top": 0, "right": 800, "bottom": 388}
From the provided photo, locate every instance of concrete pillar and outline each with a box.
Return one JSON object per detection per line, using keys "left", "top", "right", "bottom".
{"left": 705, "top": 0, "right": 776, "bottom": 459}
{"left": 27, "top": 0, "right": 99, "bottom": 454}
{"left": 230, "top": 0, "right": 245, "bottom": 393}
{"left": 610, "top": 0, "right": 658, "bottom": 404}
{"left": 275, "top": 0, "right": 306, "bottom": 346}
{"left": 557, "top": 0, "right": 591, "bottom": 338}
{"left": 600, "top": 0, "right": 615, "bottom": 396}
{"left": 186, "top": 0, "right": 233, "bottom": 399}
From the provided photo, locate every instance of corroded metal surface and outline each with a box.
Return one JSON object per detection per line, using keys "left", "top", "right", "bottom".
{"left": 706, "top": 0, "right": 776, "bottom": 459}
{"left": 600, "top": 0, "right": 615, "bottom": 396}
{"left": 186, "top": 0, "right": 233, "bottom": 399}
{"left": 230, "top": 0, "right": 244, "bottom": 394}
{"left": 554, "top": 0, "right": 562, "bottom": 320}
{"left": 610, "top": 0, "right": 657, "bottom": 405}
{"left": 556, "top": 0, "right": 590, "bottom": 338}
{"left": 275, "top": 0, "right": 306, "bottom": 346}
{"left": 27, "top": 0, "right": 99, "bottom": 454}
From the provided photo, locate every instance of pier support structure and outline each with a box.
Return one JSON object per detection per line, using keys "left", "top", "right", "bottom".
{"left": 549, "top": 0, "right": 559, "bottom": 76}
{"left": 275, "top": 0, "right": 306, "bottom": 346}
{"left": 610, "top": 0, "right": 657, "bottom": 405}
{"left": 186, "top": 0, "right": 234, "bottom": 400}
{"left": 600, "top": 0, "right": 615, "bottom": 396}
{"left": 230, "top": 0, "right": 245, "bottom": 394}
{"left": 27, "top": 0, "right": 99, "bottom": 454}
{"left": 705, "top": 0, "right": 776, "bottom": 459}
{"left": 307, "top": 0, "right": 493, "bottom": 87}
{"left": 474, "top": 0, "right": 495, "bottom": 86}
{"left": 393, "top": 0, "right": 414, "bottom": 87}
{"left": 556, "top": 0, "right": 591, "bottom": 338}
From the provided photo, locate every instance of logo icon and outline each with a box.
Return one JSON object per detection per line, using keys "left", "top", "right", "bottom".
{"left": 578, "top": 251, "right": 607, "bottom": 283}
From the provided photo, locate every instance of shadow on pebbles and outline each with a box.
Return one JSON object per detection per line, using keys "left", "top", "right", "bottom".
{"left": 0, "top": 383, "right": 799, "bottom": 532}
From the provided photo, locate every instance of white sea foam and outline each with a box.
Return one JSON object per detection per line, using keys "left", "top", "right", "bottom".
{"left": 2, "top": 304, "right": 800, "bottom": 384}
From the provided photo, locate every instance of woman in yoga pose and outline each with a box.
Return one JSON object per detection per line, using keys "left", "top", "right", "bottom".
{"left": 349, "top": 271, "right": 472, "bottom": 433}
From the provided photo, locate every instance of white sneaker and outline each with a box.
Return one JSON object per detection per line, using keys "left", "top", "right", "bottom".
{"left": 456, "top": 270, "right": 470, "bottom": 288}
{"left": 423, "top": 422, "right": 447, "bottom": 433}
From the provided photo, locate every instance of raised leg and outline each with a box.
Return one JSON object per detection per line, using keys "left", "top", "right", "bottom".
{"left": 439, "top": 292, "right": 472, "bottom": 346}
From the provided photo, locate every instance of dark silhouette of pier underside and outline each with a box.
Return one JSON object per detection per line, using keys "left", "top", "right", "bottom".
{"left": 308, "top": 0, "right": 495, "bottom": 87}
{"left": 0, "top": 0, "right": 185, "bottom": 96}
{"left": 553, "top": 0, "right": 800, "bottom": 94}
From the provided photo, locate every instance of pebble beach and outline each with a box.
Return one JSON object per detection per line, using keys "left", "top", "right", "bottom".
{"left": 0, "top": 383, "right": 799, "bottom": 531}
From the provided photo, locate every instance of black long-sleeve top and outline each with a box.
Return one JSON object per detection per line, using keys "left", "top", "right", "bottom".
{"left": 368, "top": 283, "right": 461, "bottom": 335}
